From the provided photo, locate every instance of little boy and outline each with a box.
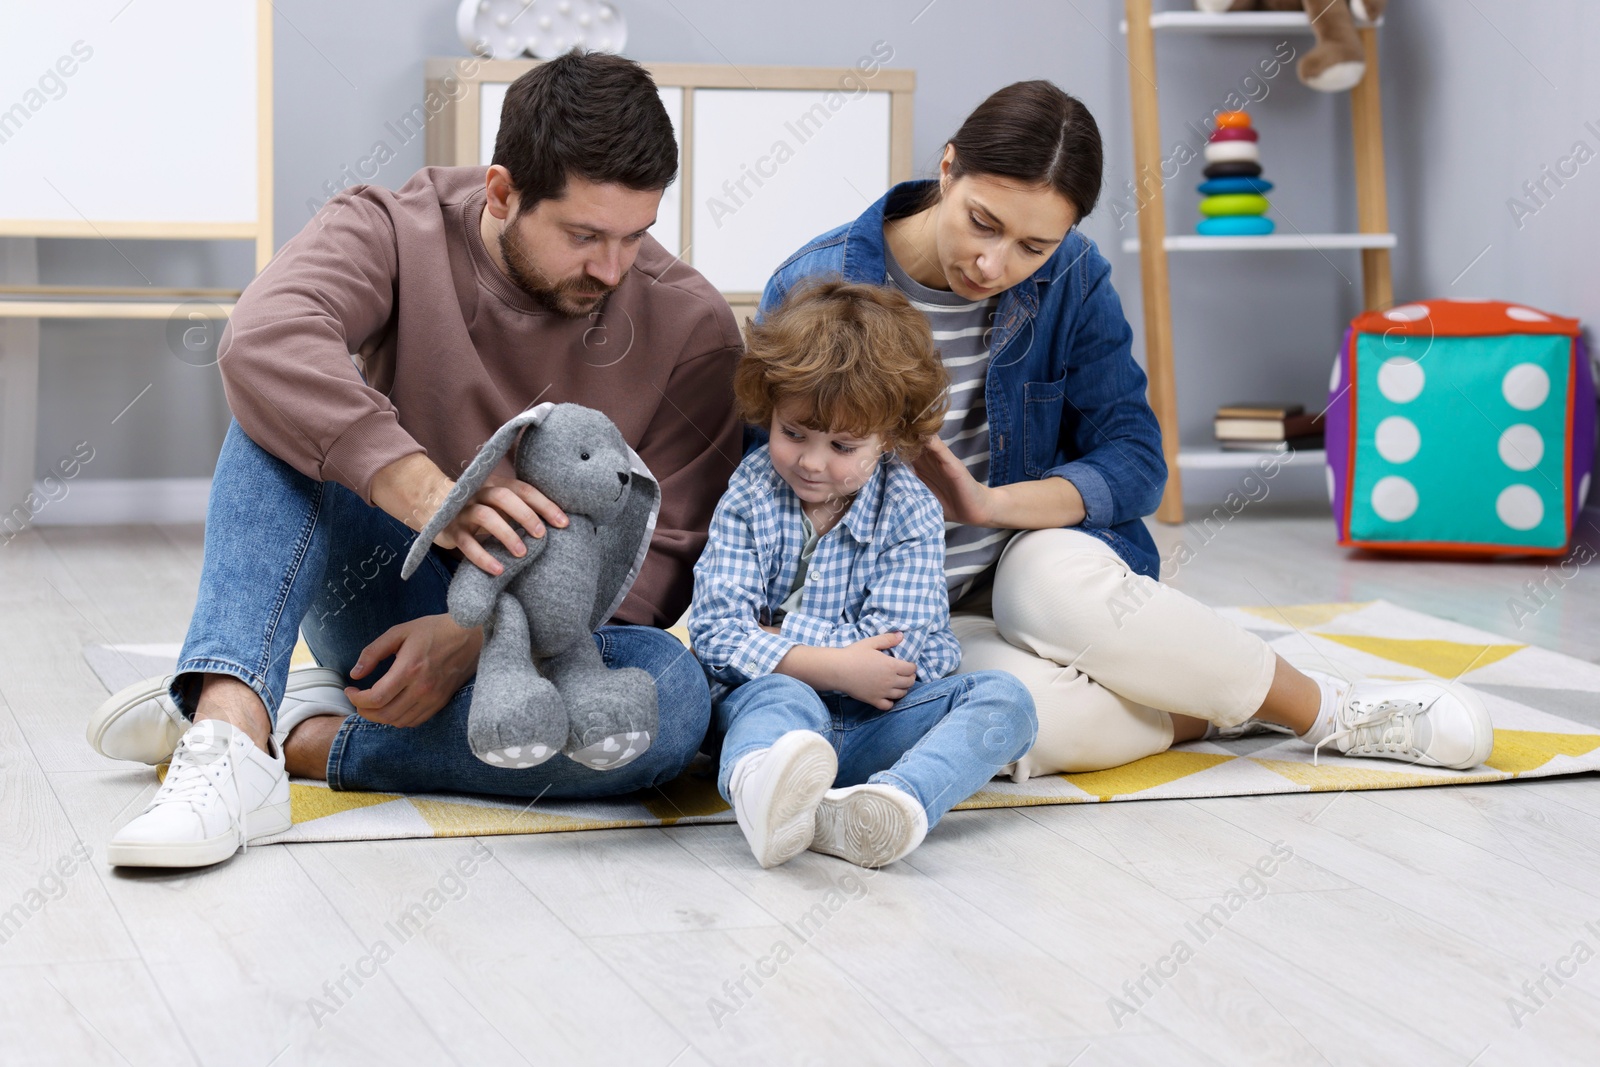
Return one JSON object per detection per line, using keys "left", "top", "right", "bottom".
{"left": 688, "top": 280, "right": 1036, "bottom": 869}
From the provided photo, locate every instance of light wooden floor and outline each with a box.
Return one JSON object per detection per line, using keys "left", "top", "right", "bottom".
{"left": 3, "top": 507, "right": 1598, "bottom": 1066}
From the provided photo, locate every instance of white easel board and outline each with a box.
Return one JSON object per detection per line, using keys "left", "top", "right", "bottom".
{"left": 0, "top": 0, "right": 268, "bottom": 243}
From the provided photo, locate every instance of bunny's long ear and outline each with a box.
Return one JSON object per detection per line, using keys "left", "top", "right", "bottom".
{"left": 399, "top": 402, "right": 556, "bottom": 580}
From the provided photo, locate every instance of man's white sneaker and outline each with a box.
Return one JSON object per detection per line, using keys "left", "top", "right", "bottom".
{"left": 105, "top": 720, "right": 291, "bottom": 868}
{"left": 729, "top": 731, "right": 838, "bottom": 869}
{"left": 86, "top": 675, "right": 189, "bottom": 765}
{"left": 811, "top": 783, "right": 928, "bottom": 869}
{"left": 1312, "top": 678, "right": 1495, "bottom": 770}
{"left": 87, "top": 666, "right": 351, "bottom": 765}
{"left": 270, "top": 669, "right": 356, "bottom": 750}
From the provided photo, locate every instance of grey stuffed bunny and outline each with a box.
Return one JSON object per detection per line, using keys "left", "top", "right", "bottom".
{"left": 399, "top": 403, "right": 660, "bottom": 771}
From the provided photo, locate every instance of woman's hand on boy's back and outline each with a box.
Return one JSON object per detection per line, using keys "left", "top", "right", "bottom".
{"left": 915, "top": 434, "right": 1089, "bottom": 530}
{"left": 913, "top": 435, "right": 996, "bottom": 527}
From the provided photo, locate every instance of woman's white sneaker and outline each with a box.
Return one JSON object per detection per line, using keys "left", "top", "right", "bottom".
{"left": 728, "top": 730, "right": 838, "bottom": 869}
{"left": 1311, "top": 678, "right": 1495, "bottom": 770}
{"left": 106, "top": 720, "right": 292, "bottom": 868}
{"left": 811, "top": 783, "right": 928, "bottom": 868}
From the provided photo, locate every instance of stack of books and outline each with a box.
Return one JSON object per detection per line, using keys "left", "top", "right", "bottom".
{"left": 1213, "top": 402, "right": 1325, "bottom": 451}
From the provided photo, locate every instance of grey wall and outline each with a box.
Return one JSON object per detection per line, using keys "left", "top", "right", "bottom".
{"left": 27, "top": 0, "right": 1600, "bottom": 510}
{"left": 1384, "top": 0, "right": 1599, "bottom": 330}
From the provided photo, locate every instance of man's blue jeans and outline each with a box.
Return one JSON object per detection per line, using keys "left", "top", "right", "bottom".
{"left": 712, "top": 671, "right": 1037, "bottom": 828}
{"left": 169, "top": 421, "right": 709, "bottom": 796}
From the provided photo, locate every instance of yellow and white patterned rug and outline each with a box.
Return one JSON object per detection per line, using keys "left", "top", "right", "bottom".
{"left": 84, "top": 600, "right": 1600, "bottom": 843}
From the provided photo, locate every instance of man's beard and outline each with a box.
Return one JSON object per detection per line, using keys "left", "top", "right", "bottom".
{"left": 499, "top": 222, "right": 618, "bottom": 318}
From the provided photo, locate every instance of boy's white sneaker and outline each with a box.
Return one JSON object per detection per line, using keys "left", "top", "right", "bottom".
{"left": 106, "top": 720, "right": 292, "bottom": 868}
{"left": 811, "top": 782, "right": 928, "bottom": 869}
{"left": 1311, "top": 677, "right": 1495, "bottom": 770}
{"left": 729, "top": 730, "right": 837, "bottom": 869}
{"left": 87, "top": 667, "right": 352, "bottom": 765}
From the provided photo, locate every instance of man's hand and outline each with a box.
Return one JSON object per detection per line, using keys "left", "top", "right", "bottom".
{"left": 435, "top": 473, "right": 569, "bottom": 576}
{"left": 370, "top": 452, "right": 570, "bottom": 576}
{"left": 830, "top": 632, "right": 917, "bottom": 710}
{"left": 345, "top": 613, "right": 484, "bottom": 728}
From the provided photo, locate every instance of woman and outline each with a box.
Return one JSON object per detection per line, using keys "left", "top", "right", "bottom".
{"left": 758, "top": 81, "right": 1494, "bottom": 777}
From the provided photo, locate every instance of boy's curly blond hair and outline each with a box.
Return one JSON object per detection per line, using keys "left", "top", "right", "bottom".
{"left": 734, "top": 279, "right": 949, "bottom": 461}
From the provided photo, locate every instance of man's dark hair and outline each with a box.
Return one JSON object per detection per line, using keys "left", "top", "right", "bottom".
{"left": 492, "top": 50, "right": 678, "bottom": 209}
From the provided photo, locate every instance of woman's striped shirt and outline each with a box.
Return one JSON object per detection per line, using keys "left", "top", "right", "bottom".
{"left": 885, "top": 248, "right": 1019, "bottom": 604}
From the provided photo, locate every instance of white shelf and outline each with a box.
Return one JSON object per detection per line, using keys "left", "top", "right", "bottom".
{"left": 1178, "top": 445, "right": 1325, "bottom": 471}
{"left": 1121, "top": 233, "right": 1396, "bottom": 254}
{"left": 1119, "top": 12, "right": 1380, "bottom": 35}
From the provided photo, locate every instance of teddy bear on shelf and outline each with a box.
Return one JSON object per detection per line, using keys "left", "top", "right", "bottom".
{"left": 1195, "top": 0, "right": 1387, "bottom": 92}
{"left": 399, "top": 402, "right": 660, "bottom": 772}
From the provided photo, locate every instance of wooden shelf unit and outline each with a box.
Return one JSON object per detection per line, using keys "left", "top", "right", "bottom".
{"left": 1121, "top": 0, "right": 1393, "bottom": 522}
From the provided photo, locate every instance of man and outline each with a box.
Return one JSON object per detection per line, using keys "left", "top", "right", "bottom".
{"left": 90, "top": 52, "right": 742, "bottom": 868}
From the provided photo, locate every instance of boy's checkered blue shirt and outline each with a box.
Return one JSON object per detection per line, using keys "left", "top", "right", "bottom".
{"left": 688, "top": 444, "right": 962, "bottom": 701}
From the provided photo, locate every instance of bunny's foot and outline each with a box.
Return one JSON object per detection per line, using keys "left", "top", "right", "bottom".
{"left": 564, "top": 667, "right": 658, "bottom": 770}
{"left": 468, "top": 599, "right": 569, "bottom": 768}
{"left": 545, "top": 644, "right": 659, "bottom": 771}
{"left": 468, "top": 673, "right": 568, "bottom": 769}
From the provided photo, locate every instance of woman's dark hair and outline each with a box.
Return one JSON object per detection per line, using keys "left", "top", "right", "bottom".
{"left": 913, "top": 80, "right": 1103, "bottom": 222}
{"left": 492, "top": 51, "right": 678, "bottom": 209}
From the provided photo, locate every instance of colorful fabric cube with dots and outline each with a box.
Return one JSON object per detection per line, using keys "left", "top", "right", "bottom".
{"left": 1324, "top": 300, "right": 1595, "bottom": 556}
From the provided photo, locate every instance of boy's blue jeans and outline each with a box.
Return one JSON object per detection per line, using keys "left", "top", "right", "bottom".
{"left": 713, "top": 671, "right": 1037, "bottom": 828}
{"left": 169, "top": 421, "right": 709, "bottom": 797}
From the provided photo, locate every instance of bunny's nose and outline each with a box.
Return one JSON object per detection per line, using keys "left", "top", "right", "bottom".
{"left": 617, "top": 471, "right": 629, "bottom": 486}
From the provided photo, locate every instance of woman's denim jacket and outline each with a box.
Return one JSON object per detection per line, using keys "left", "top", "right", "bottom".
{"left": 759, "top": 180, "right": 1167, "bottom": 578}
